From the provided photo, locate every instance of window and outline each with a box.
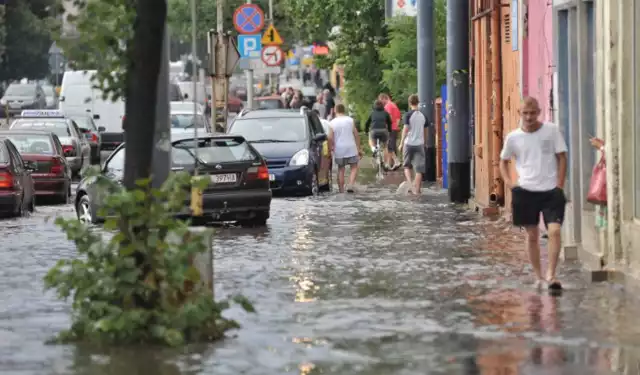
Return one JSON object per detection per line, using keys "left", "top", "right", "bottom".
{"left": 229, "top": 117, "right": 308, "bottom": 142}
{"left": 105, "top": 147, "right": 125, "bottom": 178}
{"left": 71, "top": 116, "right": 97, "bottom": 131}
{"left": 4, "top": 84, "right": 36, "bottom": 96}
{"left": 3, "top": 134, "right": 55, "bottom": 155}
{"left": 170, "top": 113, "right": 206, "bottom": 129}
{"left": 173, "top": 138, "right": 259, "bottom": 164}
{"left": 308, "top": 113, "right": 324, "bottom": 135}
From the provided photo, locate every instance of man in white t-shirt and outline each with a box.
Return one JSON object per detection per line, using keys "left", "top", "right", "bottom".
{"left": 399, "top": 94, "right": 428, "bottom": 194}
{"left": 328, "top": 104, "right": 362, "bottom": 193}
{"left": 499, "top": 97, "right": 568, "bottom": 291}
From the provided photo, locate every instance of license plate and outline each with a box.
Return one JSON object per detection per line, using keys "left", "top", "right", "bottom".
{"left": 210, "top": 173, "right": 236, "bottom": 183}
{"left": 269, "top": 174, "right": 275, "bottom": 181}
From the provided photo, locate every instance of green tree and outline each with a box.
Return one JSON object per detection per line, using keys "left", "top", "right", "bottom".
{"left": 379, "top": 2, "right": 446, "bottom": 110}
{"left": 0, "top": 0, "right": 56, "bottom": 82}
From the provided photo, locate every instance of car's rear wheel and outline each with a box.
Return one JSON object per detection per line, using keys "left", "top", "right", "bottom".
{"left": 239, "top": 211, "right": 269, "bottom": 227}
{"left": 76, "top": 194, "right": 94, "bottom": 224}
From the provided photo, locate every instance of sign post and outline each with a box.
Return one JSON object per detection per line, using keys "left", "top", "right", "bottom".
{"left": 233, "top": 2, "right": 264, "bottom": 110}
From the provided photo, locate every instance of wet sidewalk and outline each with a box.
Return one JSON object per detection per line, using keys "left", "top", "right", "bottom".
{"left": 2, "top": 175, "right": 640, "bottom": 374}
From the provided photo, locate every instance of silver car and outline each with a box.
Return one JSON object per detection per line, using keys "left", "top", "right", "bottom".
{"left": 9, "top": 111, "right": 91, "bottom": 177}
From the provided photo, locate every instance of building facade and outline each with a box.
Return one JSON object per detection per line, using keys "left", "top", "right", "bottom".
{"left": 554, "top": 0, "right": 640, "bottom": 282}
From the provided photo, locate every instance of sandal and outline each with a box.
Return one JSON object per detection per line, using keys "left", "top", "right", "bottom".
{"left": 547, "top": 279, "right": 563, "bottom": 290}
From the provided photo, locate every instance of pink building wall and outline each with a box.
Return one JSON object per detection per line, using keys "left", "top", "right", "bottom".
{"left": 522, "top": 0, "right": 554, "bottom": 122}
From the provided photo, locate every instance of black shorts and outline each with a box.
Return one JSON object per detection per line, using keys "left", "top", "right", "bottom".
{"left": 369, "top": 129, "right": 389, "bottom": 145}
{"left": 511, "top": 187, "right": 567, "bottom": 227}
{"left": 388, "top": 130, "right": 399, "bottom": 153}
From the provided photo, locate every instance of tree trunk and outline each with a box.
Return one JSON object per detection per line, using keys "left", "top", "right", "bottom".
{"left": 123, "top": 0, "right": 167, "bottom": 189}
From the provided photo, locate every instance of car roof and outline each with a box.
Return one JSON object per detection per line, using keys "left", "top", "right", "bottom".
{"left": 235, "top": 109, "right": 305, "bottom": 119}
{"left": 0, "top": 129, "right": 55, "bottom": 136}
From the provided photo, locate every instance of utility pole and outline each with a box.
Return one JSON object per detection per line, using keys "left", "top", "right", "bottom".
{"left": 417, "top": 0, "right": 436, "bottom": 182}
{"left": 245, "top": 0, "right": 254, "bottom": 109}
{"left": 210, "top": 0, "right": 226, "bottom": 131}
{"left": 268, "top": 0, "right": 274, "bottom": 91}
{"left": 190, "top": 0, "right": 199, "bottom": 163}
{"left": 446, "top": 0, "right": 471, "bottom": 203}
{"left": 151, "top": 24, "right": 171, "bottom": 188}
{"left": 384, "top": 0, "right": 393, "bottom": 18}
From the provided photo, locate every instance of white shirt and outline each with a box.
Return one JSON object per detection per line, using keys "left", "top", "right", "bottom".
{"left": 500, "top": 122, "right": 568, "bottom": 192}
{"left": 329, "top": 115, "right": 358, "bottom": 158}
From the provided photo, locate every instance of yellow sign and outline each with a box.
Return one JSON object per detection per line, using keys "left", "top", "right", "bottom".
{"left": 301, "top": 57, "right": 314, "bottom": 66}
{"left": 287, "top": 50, "right": 294, "bottom": 59}
{"left": 261, "top": 24, "right": 283, "bottom": 45}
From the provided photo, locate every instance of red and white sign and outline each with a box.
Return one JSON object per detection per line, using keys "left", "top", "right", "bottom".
{"left": 261, "top": 45, "right": 283, "bottom": 67}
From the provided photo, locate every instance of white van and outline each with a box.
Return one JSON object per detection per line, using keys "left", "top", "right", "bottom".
{"left": 59, "top": 70, "right": 125, "bottom": 150}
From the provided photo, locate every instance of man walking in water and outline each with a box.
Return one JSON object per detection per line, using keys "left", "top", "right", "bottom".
{"left": 499, "top": 97, "right": 568, "bottom": 290}
{"left": 328, "top": 104, "right": 362, "bottom": 193}
{"left": 379, "top": 93, "right": 401, "bottom": 168}
{"left": 399, "top": 94, "right": 427, "bottom": 194}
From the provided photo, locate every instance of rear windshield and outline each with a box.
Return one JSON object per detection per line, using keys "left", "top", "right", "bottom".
{"left": 258, "top": 99, "right": 283, "bottom": 110}
{"left": 3, "top": 134, "right": 54, "bottom": 155}
{"left": 5, "top": 84, "right": 36, "bottom": 96}
{"left": 11, "top": 119, "right": 71, "bottom": 137}
{"left": 230, "top": 117, "right": 307, "bottom": 142}
{"left": 0, "top": 143, "right": 7, "bottom": 163}
{"left": 171, "top": 113, "right": 206, "bottom": 129}
{"left": 174, "top": 138, "right": 258, "bottom": 164}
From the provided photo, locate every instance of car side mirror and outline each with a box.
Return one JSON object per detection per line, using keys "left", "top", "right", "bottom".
{"left": 313, "top": 133, "right": 327, "bottom": 142}
{"left": 98, "top": 126, "right": 106, "bottom": 132}
{"left": 184, "top": 93, "right": 189, "bottom": 99}
{"left": 93, "top": 114, "right": 100, "bottom": 120}
{"left": 59, "top": 96, "right": 65, "bottom": 102}
{"left": 24, "top": 160, "right": 36, "bottom": 171}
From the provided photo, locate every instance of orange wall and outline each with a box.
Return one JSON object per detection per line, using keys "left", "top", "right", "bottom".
{"left": 471, "top": 0, "right": 521, "bottom": 212}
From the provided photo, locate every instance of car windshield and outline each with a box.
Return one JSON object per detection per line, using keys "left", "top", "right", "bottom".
{"left": 170, "top": 113, "right": 206, "bottom": 129}
{"left": 70, "top": 116, "right": 97, "bottom": 131}
{"left": 230, "top": 117, "right": 307, "bottom": 142}
{"left": 174, "top": 138, "right": 258, "bottom": 164}
{"left": 258, "top": 99, "right": 283, "bottom": 110}
{"left": 11, "top": 119, "right": 71, "bottom": 137}
{"left": 177, "top": 82, "right": 206, "bottom": 103}
{"left": 3, "top": 134, "right": 54, "bottom": 155}
{"left": 5, "top": 84, "right": 36, "bottom": 96}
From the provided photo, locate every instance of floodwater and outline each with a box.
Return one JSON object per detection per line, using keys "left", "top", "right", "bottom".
{"left": 2, "top": 172, "right": 640, "bottom": 374}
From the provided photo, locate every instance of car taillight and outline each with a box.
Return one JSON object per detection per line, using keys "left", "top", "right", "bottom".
{"left": 91, "top": 133, "right": 98, "bottom": 143}
{"left": 247, "top": 163, "right": 269, "bottom": 180}
{"left": 62, "top": 145, "right": 76, "bottom": 156}
{"left": 0, "top": 171, "right": 13, "bottom": 189}
{"left": 50, "top": 158, "right": 64, "bottom": 175}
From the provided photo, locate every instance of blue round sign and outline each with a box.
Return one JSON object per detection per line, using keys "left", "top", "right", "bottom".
{"left": 233, "top": 4, "right": 265, "bottom": 35}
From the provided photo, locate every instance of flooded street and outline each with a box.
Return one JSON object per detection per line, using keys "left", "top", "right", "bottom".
{"left": 2, "top": 176, "right": 640, "bottom": 374}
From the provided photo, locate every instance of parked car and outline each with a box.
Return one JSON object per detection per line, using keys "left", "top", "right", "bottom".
{"left": 74, "top": 133, "right": 272, "bottom": 226}
{"left": 69, "top": 113, "right": 105, "bottom": 165}
{"left": 41, "top": 85, "right": 58, "bottom": 109}
{"left": 228, "top": 108, "right": 331, "bottom": 195}
{"left": 169, "top": 82, "right": 183, "bottom": 101}
{"left": 0, "top": 130, "right": 72, "bottom": 204}
{"left": 0, "top": 82, "right": 47, "bottom": 118}
{"left": 0, "top": 138, "right": 36, "bottom": 216}
{"left": 170, "top": 101, "right": 205, "bottom": 113}
{"left": 9, "top": 110, "right": 91, "bottom": 178}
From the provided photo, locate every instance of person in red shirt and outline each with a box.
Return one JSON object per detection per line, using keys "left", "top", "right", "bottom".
{"left": 379, "top": 93, "right": 401, "bottom": 169}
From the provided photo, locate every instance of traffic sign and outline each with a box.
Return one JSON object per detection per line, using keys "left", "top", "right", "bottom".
{"left": 261, "top": 45, "right": 283, "bottom": 67}
{"left": 261, "top": 24, "right": 283, "bottom": 45}
{"left": 233, "top": 4, "right": 264, "bottom": 34}
{"left": 237, "top": 35, "right": 262, "bottom": 58}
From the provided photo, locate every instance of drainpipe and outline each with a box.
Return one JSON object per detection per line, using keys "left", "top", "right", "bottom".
{"left": 489, "top": 0, "right": 504, "bottom": 206}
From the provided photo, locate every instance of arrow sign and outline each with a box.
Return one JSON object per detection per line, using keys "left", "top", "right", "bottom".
{"left": 261, "top": 45, "right": 283, "bottom": 67}
{"left": 261, "top": 24, "right": 283, "bottom": 45}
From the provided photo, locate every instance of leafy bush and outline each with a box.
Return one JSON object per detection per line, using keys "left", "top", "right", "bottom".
{"left": 45, "top": 170, "right": 254, "bottom": 346}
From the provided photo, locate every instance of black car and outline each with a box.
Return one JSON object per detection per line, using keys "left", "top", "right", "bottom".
{"left": 228, "top": 108, "right": 330, "bottom": 195}
{"left": 74, "top": 133, "right": 272, "bottom": 226}
{"left": 0, "top": 138, "right": 36, "bottom": 216}
{"left": 0, "top": 83, "right": 47, "bottom": 118}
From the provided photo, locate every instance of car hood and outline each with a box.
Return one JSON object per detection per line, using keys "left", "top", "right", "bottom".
{"left": 250, "top": 141, "right": 306, "bottom": 159}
